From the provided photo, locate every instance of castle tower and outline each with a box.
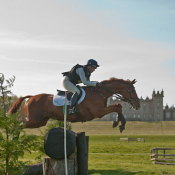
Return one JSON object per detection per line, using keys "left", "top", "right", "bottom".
{"left": 152, "top": 90, "right": 164, "bottom": 121}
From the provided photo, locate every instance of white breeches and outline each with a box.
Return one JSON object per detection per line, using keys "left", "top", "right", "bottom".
{"left": 61, "top": 76, "right": 80, "bottom": 95}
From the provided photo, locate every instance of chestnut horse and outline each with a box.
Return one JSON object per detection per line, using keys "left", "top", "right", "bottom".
{"left": 8, "top": 78, "right": 140, "bottom": 131}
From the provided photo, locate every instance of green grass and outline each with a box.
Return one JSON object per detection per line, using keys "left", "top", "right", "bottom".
{"left": 88, "top": 135, "right": 175, "bottom": 175}
{"left": 24, "top": 121, "right": 175, "bottom": 135}
{"left": 23, "top": 121, "right": 175, "bottom": 175}
{"left": 71, "top": 121, "right": 175, "bottom": 135}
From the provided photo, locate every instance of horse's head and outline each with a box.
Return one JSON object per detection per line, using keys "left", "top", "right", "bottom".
{"left": 122, "top": 79, "right": 140, "bottom": 110}
{"left": 101, "top": 78, "right": 140, "bottom": 110}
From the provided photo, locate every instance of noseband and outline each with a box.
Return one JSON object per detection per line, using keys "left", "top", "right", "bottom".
{"left": 122, "top": 83, "right": 140, "bottom": 109}
{"left": 101, "top": 82, "right": 139, "bottom": 109}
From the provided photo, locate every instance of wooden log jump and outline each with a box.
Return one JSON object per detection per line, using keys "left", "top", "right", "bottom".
{"left": 120, "top": 138, "right": 145, "bottom": 142}
{"left": 43, "top": 127, "right": 89, "bottom": 175}
{"left": 44, "top": 127, "right": 76, "bottom": 160}
{"left": 76, "top": 132, "right": 89, "bottom": 175}
{"left": 43, "top": 153, "right": 77, "bottom": 175}
{"left": 151, "top": 147, "right": 175, "bottom": 165}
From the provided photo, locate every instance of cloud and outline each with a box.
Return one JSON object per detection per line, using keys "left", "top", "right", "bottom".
{"left": 0, "top": 30, "right": 105, "bottom": 50}
{"left": 0, "top": 0, "right": 175, "bottom": 105}
{"left": 0, "top": 56, "right": 71, "bottom": 65}
{"left": 0, "top": 37, "right": 106, "bottom": 51}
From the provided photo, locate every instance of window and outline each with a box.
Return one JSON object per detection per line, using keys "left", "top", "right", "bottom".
{"left": 133, "top": 114, "right": 136, "bottom": 118}
{"left": 166, "top": 112, "right": 170, "bottom": 118}
{"left": 149, "top": 107, "right": 152, "bottom": 112}
{"left": 158, "top": 113, "right": 160, "bottom": 119}
{"left": 138, "top": 114, "right": 140, "bottom": 118}
{"left": 149, "top": 114, "right": 152, "bottom": 118}
{"left": 124, "top": 114, "right": 127, "bottom": 118}
{"left": 174, "top": 113, "right": 175, "bottom": 119}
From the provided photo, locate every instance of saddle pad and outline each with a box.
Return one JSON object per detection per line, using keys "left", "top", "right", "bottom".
{"left": 53, "top": 88, "right": 86, "bottom": 106}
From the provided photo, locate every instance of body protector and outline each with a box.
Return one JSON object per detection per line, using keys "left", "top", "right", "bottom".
{"left": 62, "top": 64, "right": 91, "bottom": 85}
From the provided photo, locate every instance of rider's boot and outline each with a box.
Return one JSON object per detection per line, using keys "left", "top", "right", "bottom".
{"left": 118, "top": 112, "right": 126, "bottom": 133}
{"left": 69, "top": 92, "right": 79, "bottom": 115}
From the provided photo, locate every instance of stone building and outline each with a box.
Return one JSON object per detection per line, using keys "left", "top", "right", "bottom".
{"left": 101, "top": 90, "right": 175, "bottom": 121}
{"left": 164, "top": 105, "right": 175, "bottom": 121}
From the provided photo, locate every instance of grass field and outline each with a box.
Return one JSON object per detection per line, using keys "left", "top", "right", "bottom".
{"left": 25, "top": 121, "right": 175, "bottom": 135}
{"left": 24, "top": 121, "right": 175, "bottom": 175}
{"left": 88, "top": 135, "right": 175, "bottom": 175}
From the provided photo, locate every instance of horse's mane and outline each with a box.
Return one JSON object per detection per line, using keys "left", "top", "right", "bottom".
{"left": 101, "top": 77, "right": 131, "bottom": 85}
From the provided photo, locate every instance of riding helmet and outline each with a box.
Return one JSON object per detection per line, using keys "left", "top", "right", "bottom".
{"left": 86, "top": 59, "right": 99, "bottom": 68}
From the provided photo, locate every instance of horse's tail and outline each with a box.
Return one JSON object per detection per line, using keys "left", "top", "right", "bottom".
{"left": 7, "top": 95, "right": 32, "bottom": 114}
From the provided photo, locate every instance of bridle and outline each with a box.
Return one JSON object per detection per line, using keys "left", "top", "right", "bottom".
{"left": 101, "top": 82, "right": 140, "bottom": 110}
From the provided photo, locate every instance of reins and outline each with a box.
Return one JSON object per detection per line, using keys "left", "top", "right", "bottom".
{"left": 101, "top": 86, "right": 123, "bottom": 100}
{"left": 92, "top": 82, "right": 139, "bottom": 109}
{"left": 88, "top": 87, "right": 106, "bottom": 99}
{"left": 87, "top": 86, "right": 123, "bottom": 100}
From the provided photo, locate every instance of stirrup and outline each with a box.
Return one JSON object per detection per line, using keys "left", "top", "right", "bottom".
{"left": 68, "top": 108, "right": 79, "bottom": 115}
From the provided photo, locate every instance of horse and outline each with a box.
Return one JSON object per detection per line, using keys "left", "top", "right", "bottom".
{"left": 7, "top": 78, "right": 140, "bottom": 132}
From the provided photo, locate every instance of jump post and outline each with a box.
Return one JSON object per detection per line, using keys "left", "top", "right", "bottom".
{"left": 43, "top": 127, "right": 89, "bottom": 175}
{"left": 151, "top": 147, "right": 175, "bottom": 165}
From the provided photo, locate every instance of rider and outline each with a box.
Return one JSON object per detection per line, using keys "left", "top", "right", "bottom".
{"left": 61, "top": 59, "right": 102, "bottom": 115}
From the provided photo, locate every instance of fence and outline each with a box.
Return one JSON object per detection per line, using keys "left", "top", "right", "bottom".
{"left": 120, "top": 138, "right": 145, "bottom": 142}
{"left": 151, "top": 147, "right": 175, "bottom": 165}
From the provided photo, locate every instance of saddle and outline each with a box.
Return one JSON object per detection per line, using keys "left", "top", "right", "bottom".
{"left": 56, "top": 85, "right": 83, "bottom": 101}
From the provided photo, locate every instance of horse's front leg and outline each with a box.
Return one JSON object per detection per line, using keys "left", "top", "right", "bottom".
{"left": 109, "top": 103, "right": 126, "bottom": 133}
{"left": 99, "top": 103, "right": 126, "bottom": 133}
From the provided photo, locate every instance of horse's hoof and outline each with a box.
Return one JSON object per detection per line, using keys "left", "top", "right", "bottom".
{"left": 112, "top": 121, "right": 118, "bottom": 128}
{"left": 119, "top": 125, "right": 125, "bottom": 133}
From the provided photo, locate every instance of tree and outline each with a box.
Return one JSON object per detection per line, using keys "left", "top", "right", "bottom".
{"left": 0, "top": 73, "right": 15, "bottom": 113}
{"left": 0, "top": 73, "right": 39, "bottom": 175}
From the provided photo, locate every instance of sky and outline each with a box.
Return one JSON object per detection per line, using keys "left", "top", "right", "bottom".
{"left": 0, "top": 0, "right": 175, "bottom": 106}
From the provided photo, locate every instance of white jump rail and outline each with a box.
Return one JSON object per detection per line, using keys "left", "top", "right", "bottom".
{"left": 120, "top": 138, "right": 145, "bottom": 142}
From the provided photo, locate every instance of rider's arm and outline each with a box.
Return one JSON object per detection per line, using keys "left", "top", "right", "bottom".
{"left": 76, "top": 68, "right": 97, "bottom": 86}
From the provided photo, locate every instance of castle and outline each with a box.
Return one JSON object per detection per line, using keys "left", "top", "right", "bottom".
{"left": 101, "top": 90, "right": 175, "bottom": 121}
